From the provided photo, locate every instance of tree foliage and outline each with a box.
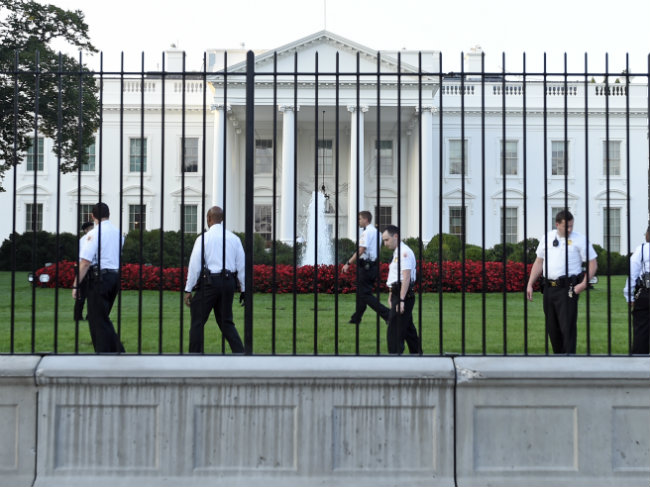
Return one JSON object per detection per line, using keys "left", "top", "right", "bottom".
{"left": 0, "top": 0, "right": 99, "bottom": 190}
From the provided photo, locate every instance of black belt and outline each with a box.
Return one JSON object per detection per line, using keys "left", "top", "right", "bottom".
{"left": 91, "top": 266, "right": 118, "bottom": 274}
{"left": 210, "top": 270, "right": 235, "bottom": 278}
{"left": 545, "top": 274, "right": 583, "bottom": 288}
{"left": 390, "top": 281, "right": 415, "bottom": 294}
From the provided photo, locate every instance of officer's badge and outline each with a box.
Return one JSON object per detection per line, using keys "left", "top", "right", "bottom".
{"left": 568, "top": 239, "right": 572, "bottom": 245}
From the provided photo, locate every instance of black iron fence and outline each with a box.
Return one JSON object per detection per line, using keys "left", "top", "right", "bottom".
{"left": 1, "top": 47, "right": 649, "bottom": 355}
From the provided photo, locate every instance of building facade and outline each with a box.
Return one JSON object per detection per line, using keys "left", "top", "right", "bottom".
{"left": 1, "top": 31, "right": 647, "bottom": 255}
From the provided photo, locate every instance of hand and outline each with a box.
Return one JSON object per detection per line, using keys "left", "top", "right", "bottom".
{"left": 629, "top": 301, "right": 634, "bottom": 310}
{"left": 526, "top": 284, "right": 534, "bottom": 302}
{"left": 239, "top": 292, "right": 246, "bottom": 307}
{"left": 574, "top": 281, "right": 587, "bottom": 295}
{"left": 72, "top": 287, "right": 78, "bottom": 300}
{"left": 342, "top": 263, "right": 349, "bottom": 273}
{"left": 399, "top": 301, "right": 405, "bottom": 314}
{"left": 184, "top": 292, "right": 192, "bottom": 307}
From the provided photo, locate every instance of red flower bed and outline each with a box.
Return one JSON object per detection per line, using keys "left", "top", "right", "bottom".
{"left": 36, "top": 260, "right": 537, "bottom": 293}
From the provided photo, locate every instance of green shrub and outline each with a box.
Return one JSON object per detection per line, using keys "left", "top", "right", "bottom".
{"left": 593, "top": 244, "right": 629, "bottom": 276}
{"left": 424, "top": 233, "right": 462, "bottom": 262}
{"left": 0, "top": 231, "right": 78, "bottom": 271}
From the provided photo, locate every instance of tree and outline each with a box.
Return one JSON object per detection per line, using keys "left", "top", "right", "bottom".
{"left": 0, "top": 0, "right": 99, "bottom": 191}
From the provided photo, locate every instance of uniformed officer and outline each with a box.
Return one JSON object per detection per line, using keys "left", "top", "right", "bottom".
{"left": 623, "top": 226, "right": 650, "bottom": 354}
{"left": 72, "top": 203, "right": 125, "bottom": 353}
{"left": 382, "top": 225, "right": 421, "bottom": 354}
{"left": 342, "top": 211, "right": 389, "bottom": 325}
{"left": 184, "top": 206, "right": 245, "bottom": 354}
{"left": 526, "top": 210, "right": 597, "bottom": 354}
{"left": 73, "top": 221, "right": 94, "bottom": 321}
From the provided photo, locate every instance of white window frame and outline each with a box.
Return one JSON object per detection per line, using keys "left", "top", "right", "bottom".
{"left": 181, "top": 137, "right": 200, "bottom": 174}
{"left": 25, "top": 203, "right": 43, "bottom": 232}
{"left": 128, "top": 204, "right": 146, "bottom": 231}
{"left": 500, "top": 206, "right": 519, "bottom": 244}
{"left": 129, "top": 137, "right": 148, "bottom": 173}
{"left": 499, "top": 140, "right": 518, "bottom": 176}
{"left": 603, "top": 207, "right": 621, "bottom": 253}
{"left": 602, "top": 140, "right": 622, "bottom": 178}
{"left": 254, "top": 138, "right": 273, "bottom": 175}
{"left": 550, "top": 140, "right": 569, "bottom": 177}
{"left": 26, "top": 136, "right": 45, "bottom": 172}
{"left": 448, "top": 139, "right": 468, "bottom": 176}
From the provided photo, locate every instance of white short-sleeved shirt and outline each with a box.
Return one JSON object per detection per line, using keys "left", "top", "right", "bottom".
{"left": 79, "top": 235, "right": 97, "bottom": 265}
{"left": 623, "top": 242, "right": 650, "bottom": 302}
{"left": 387, "top": 242, "right": 416, "bottom": 286}
{"left": 535, "top": 229, "right": 596, "bottom": 279}
{"left": 359, "top": 225, "right": 381, "bottom": 262}
{"left": 185, "top": 223, "right": 246, "bottom": 292}
{"left": 80, "top": 220, "right": 122, "bottom": 270}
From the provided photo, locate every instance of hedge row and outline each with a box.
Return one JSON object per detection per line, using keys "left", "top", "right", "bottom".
{"left": 35, "top": 260, "right": 538, "bottom": 294}
{"left": 3, "top": 230, "right": 631, "bottom": 275}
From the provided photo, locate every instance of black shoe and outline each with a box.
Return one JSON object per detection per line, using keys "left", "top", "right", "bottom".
{"left": 348, "top": 318, "right": 360, "bottom": 325}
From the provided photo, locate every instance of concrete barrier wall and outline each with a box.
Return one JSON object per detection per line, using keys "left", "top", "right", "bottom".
{"left": 455, "top": 357, "right": 650, "bottom": 487}
{"left": 0, "top": 356, "right": 648, "bottom": 487}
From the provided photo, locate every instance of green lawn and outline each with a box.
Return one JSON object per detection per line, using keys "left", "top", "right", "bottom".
{"left": 0, "top": 271, "right": 634, "bottom": 355}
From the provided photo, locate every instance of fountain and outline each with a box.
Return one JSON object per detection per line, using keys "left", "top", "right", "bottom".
{"left": 300, "top": 190, "right": 335, "bottom": 266}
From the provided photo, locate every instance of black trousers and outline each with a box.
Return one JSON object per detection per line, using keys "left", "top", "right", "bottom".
{"left": 543, "top": 285, "right": 578, "bottom": 354}
{"left": 632, "top": 289, "right": 650, "bottom": 354}
{"left": 189, "top": 275, "right": 244, "bottom": 354}
{"left": 73, "top": 273, "right": 89, "bottom": 321}
{"left": 387, "top": 292, "right": 420, "bottom": 354}
{"left": 86, "top": 272, "right": 124, "bottom": 353}
{"left": 350, "top": 262, "right": 389, "bottom": 324}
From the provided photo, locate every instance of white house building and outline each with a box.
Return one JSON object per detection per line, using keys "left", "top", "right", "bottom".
{"left": 1, "top": 31, "right": 648, "bottom": 256}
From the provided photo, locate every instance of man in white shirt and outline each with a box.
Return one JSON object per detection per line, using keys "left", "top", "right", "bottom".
{"left": 184, "top": 206, "right": 245, "bottom": 354}
{"left": 526, "top": 210, "right": 597, "bottom": 354}
{"left": 623, "top": 226, "right": 650, "bottom": 354}
{"left": 73, "top": 221, "right": 94, "bottom": 321}
{"left": 72, "top": 202, "right": 125, "bottom": 353}
{"left": 382, "top": 225, "right": 421, "bottom": 354}
{"left": 342, "top": 211, "right": 389, "bottom": 325}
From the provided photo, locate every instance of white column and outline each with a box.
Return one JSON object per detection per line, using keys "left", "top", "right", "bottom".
{"left": 211, "top": 104, "right": 230, "bottom": 207}
{"left": 419, "top": 106, "right": 436, "bottom": 243}
{"left": 279, "top": 105, "right": 298, "bottom": 243}
{"left": 348, "top": 105, "right": 368, "bottom": 239}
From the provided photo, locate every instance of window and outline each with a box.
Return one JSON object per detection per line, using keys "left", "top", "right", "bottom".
{"left": 129, "top": 205, "right": 146, "bottom": 231}
{"left": 374, "top": 206, "right": 392, "bottom": 231}
{"left": 501, "top": 207, "right": 518, "bottom": 244}
{"left": 26, "top": 203, "right": 43, "bottom": 231}
{"left": 129, "top": 138, "right": 147, "bottom": 172}
{"left": 449, "top": 206, "right": 466, "bottom": 240}
{"left": 603, "top": 140, "right": 621, "bottom": 177}
{"left": 318, "top": 139, "right": 333, "bottom": 176}
{"left": 81, "top": 142, "right": 95, "bottom": 172}
{"left": 551, "top": 141, "right": 568, "bottom": 176}
{"left": 551, "top": 207, "right": 567, "bottom": 230}
{"left": 80, "top": 204, "right": 94, "bottom": 226}
{"left": 254, "top": 205, "right": 273, "bottom": 242}
{"left": 26, "top": 137, "right": 44, "bottom": 171}
{"left": 255, "top": 139, "right": 272, "bottom": 174}
{"left": 182, "top": 138, "right": 199, "bottom": 173}
{"left": 449, "top": 139, "right": 467, "bottom": 175}
{"left": 603, "top": 207, "right": 621, "bottom": 253}
{"left": 375, "top": 140, "right": 393, "bottom": 176}
{"left": 182, "top": 204, "right": 198, "bottom": 233}
{"left": 500, "top": 140, "right": 518, "bottom": 175}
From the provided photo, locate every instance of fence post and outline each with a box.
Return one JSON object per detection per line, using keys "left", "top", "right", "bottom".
{"left": 244, "top": 50, "right": 255, "bottom": 354}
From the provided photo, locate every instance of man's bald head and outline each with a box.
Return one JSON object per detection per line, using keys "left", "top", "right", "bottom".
{"left": 207, "top": 206, "right": 224, "bottom": 226}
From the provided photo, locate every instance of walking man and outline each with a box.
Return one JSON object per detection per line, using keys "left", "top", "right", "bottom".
{"left": 342, "top": 211, "right": 389, "bottom": 325}
{"left": 72, "top": 203, "right": 125, "bottom": 353}
{"left": 382, "top": 225, "right": 421, "bottom": 354}
{"left": 623, "top": 226, "right": 650, "bottom": 354}
{"left": 184, "top": 206, "right": 245, "bottom": 354}
{"left": 73, "top": 221, "right": 94, "bottom": 321}
{"left": 526, "top": 210, "right": 597, "bottom": 354}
